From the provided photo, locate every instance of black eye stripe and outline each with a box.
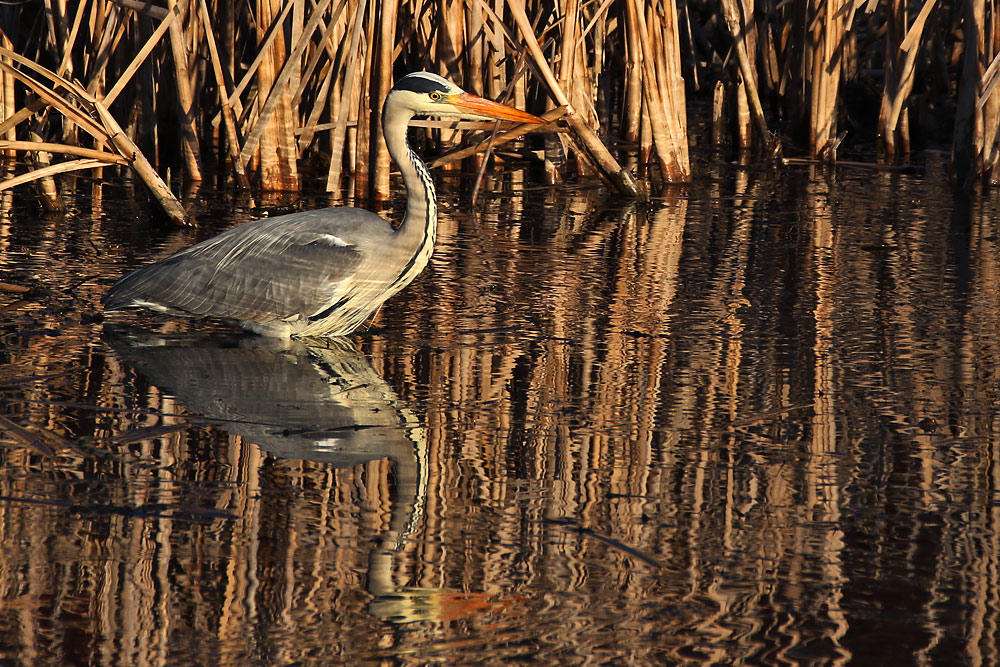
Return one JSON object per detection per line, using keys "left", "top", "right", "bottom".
{"left": 393, "top": 74, "right": 450, "bottom": 95}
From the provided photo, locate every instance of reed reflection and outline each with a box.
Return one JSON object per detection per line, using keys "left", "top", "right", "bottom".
{"left": 2, "top": 176, "right": 1000, "bottom": 664}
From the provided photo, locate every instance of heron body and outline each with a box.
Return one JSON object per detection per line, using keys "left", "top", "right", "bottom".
{"left": 103, "top": 72, "right": 543, "bottom": 337}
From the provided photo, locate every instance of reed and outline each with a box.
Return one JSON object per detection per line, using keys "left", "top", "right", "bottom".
{"left": 953, "top": 0, "right": 1000, "bottom": 185}
{"left": 807, "top": 0, "right": 847, "bottom": 159}
{"left": 0, "top": 0, "right": 999, "bottom": 223}
{"left": 877, "top": 0, "right": 936, "bottom": 156}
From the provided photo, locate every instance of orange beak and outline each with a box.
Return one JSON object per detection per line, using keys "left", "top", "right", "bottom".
{"left": 449, "top": 93, "right": 545, "bottom": 124}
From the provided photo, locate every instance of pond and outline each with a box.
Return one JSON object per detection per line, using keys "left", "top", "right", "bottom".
{"left": 1, "top": 159, "right": 999, "bottom": 665}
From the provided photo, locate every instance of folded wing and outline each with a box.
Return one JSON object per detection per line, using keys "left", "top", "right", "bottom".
{"left": 103, "top": 209, "right": 386, "bottom": 324}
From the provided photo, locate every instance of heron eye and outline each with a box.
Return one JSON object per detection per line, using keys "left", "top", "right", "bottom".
{"left": 429, "top": 91, "right": 442, "bottom": 101}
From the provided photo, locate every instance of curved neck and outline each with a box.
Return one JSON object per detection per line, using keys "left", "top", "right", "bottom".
{"left": 382, "top": 101, "right": 437, "bottom": 244}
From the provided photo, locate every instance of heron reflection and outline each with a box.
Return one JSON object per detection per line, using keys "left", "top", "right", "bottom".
{"left": 104, "top": 328, "right": 436, "bottom": 619}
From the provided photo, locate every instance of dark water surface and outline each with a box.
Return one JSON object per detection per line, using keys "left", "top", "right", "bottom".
{"left": 1, "top": 162, "right": 1000, "bottom": 665}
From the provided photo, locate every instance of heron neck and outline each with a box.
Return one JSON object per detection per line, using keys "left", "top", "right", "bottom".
{"left": 383, "top": 106, "right": 437, "bottom": 248}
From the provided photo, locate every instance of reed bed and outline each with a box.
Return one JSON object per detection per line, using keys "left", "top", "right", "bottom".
{"left": 0, "top": 0, "right": 998, "bottom": 223}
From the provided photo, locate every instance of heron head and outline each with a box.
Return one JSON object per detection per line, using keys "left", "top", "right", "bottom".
{"left": 388, "top": 72, "right": 544, "bottom": 124}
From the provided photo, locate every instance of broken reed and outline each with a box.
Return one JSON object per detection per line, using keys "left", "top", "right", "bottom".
{"left": 0, "top": 0, "right": 998, "bottom": 224}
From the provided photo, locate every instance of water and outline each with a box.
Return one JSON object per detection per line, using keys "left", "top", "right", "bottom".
{"left": 1, "top": 161, "right": 1000, "bottom": 665}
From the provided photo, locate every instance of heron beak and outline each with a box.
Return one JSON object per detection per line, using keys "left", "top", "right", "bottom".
{"left": 450, "top": 93, "right": 545, "bottom": 124}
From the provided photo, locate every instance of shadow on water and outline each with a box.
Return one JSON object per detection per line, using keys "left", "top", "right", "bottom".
{"left": 1, "top": 164, "right": 1000, "bottom": 664}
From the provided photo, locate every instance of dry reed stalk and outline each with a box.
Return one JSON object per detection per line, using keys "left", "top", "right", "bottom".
{"left": 954, "top": 0, "right": 1000, "bottom": 185}
{"left": 94, "top": 99, "right": 189, "bottom": 224}
{"left": 290, "top": 0, "right": 304, "bottom": 101}
{"left": 434, "top": 0, "right": 467, "bottom": 172}
{"left": 296, "top": 57, "right": 336, "bottom": 151}
{"left": 656, "top": 0, "right": 691, "bottom": 178}
{"left": 620, "top": 2, "right": 644, "bottom": 170}
{"left": 878, "top": 0, "right": 937, "bottom": 157}
{"left": 720, "top": 0, "right": 769, "bottom": 150}
{"left": 229, "top": 5, "right": 295, "bottom": 117}
{"left": 109, "top": 0, "right": 168, "bottom": 19}
{"left": 734, "top": 0, "right": 754, "bottom": 149}
{"left": 467, "top": 3, "right": 485, "bottom": 99}
{"left": 759, "top": 12, "right": 781, "bottom": 97}
{"left": 326, "top": 0, "right": 367, "bottom": 192}
{"left": 248, "top": 0, "right": 301, "bottom": 192}
{"left": 166, "top": 0, "right": 203, "bottom": 180}
{"left": 102, "top": 4, "right": 176, "bottom": 105}
{"left": 465, "top": 2, "right": 490, "bottom": 173}
{"left": 806, "top": 0, "right": 846, "bottom": 159}
{"left": 557, "top": 0, "right": 593, "bottom": 176}
{"left": 712, "top": 80, "right": 725, "bottom": 145}
{"left": 198, "top": 0, "right": 249, "bottom": 188}
{"left": 352, "top": 2, "right": 375, "bottom": 202}
{"left": 85, "top": 2, "right": 124, "bottom": 99}
{"left": 292, "top": 1, "right": 346, "bottom": 111}
{"left": 487, "top": 0, "right": 506, "bottom": 100}
{"left": 981, "top": 10, "right": 1000, "bottom": 184}
{"left": 953, "top": 0, "right": 983, "bottom": 184}
{"left": 240, "top": 0, "right": 336, "bottom": 176}
{"left": 215, "top": 0, "right": 236, "bottom": 88}
{"left": 55, "top": 0, "right": 88, "bottom": 79}
{"left": 878, "top": 0, "right": 908, "bottom": 156}
{"left": 438, "top": 1, "right": 465, "bottom": 81}
{"left": 0, "top": 157, "right": 121, "bottom": 192}
{"left": 984, "top": 111, "right": 1000, "bottom": 188}
{"left": 497, "top": 0, "right": 638, "bottom": 195}
{"left": 736, "top": 78, "right": 750, "bottom": 149}
{"left": 589, "top": 4, "right": 609, "bottom": 135}
{"left": 58, "top": 0, "right": 89, "bottom": 146}
{"left": 0, "top": 31, "right": 14, "bottom": 156}
{"left": 0, "top": 140, "right": 128, "bottom": 164}
{"left": 577, "top": 2, "right": 610, "bottom": 175}
{"left": 369, "top": 0, "right": 398, "bottom": 201}
{"left": 345, "top": 57, "right": 362, "bottom": 181}
{"left": 26, "top": 129, "right": 61, "bottom": 210}
{"left": 980, "top": 51, "right": 1000, "bottom": 106}
{"left": 41, "top": 0, "right": 62, "bottom": 56}
{"left": 627, "top": 0, "right": 689, "bottom": 182}
{"left": 625, "top": 1, "right": 657, "bottom": 178}
{"left": 0, "top": 48, "right": 108, "bottom": 141}
{"left": 0, "top": 44, "right": 187, "bottom": 223}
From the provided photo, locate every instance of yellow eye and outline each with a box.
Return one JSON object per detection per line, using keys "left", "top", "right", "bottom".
{"left": 429, "top": 91, "right": 442, "bottom": 101}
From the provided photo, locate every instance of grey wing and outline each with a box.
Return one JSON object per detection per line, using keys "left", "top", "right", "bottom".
{"left": 103, "top": 208, "right": 387, "bottom": 323}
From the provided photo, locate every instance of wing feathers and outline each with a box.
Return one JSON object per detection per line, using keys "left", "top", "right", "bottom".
{"left": 103, "top": 210, "right": 383, "bottom": 323}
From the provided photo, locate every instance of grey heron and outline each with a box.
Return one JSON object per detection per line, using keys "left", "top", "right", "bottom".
{"left": 102, "top": 72, "right": 544, "bottom": 337}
